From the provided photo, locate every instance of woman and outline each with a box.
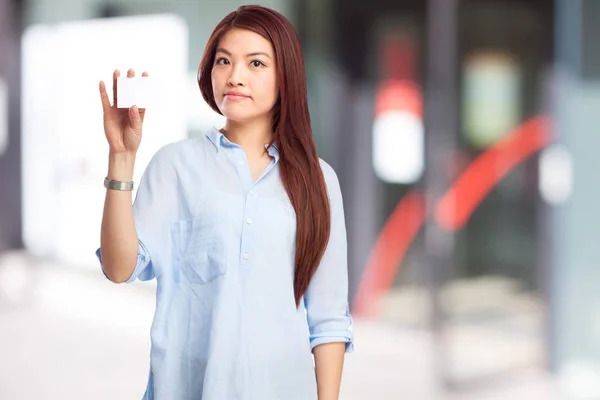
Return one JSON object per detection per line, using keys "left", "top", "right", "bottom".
{"left": 97, "top": 5, "right": 354, "bottom": 400}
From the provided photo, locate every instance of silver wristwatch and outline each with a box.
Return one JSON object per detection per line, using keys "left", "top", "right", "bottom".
{"left": 104, "top": 177, "right": 134, "bottom": 191}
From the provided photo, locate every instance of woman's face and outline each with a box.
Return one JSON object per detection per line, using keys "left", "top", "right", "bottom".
{"left": 211, "top": 28, "right": 279, "bottom": 124}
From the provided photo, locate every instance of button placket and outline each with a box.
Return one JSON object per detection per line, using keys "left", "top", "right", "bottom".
{"left": 228, "top": 146, "right": 253, "bottom": 192}
{"left": 240, "top": 187, "right": 258, "bottom": 265}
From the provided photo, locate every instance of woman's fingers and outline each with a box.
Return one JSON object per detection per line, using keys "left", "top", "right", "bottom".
{"left": 127, "top": 68, "right": 135, "bottom": 78}
{"left": 128, "top": 105, "right": 143, "bottom": 134}
{"left": 99, "top": 81, "right": 111, "bottom": 112}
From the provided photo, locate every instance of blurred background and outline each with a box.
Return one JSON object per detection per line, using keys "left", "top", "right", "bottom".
{"left": 0, "top": 0, "right": 599, "bottom": 398}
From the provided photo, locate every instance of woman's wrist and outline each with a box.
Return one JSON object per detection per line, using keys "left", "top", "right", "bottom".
{"left": 107, "top": 151, "right": 136, "bottom": 182}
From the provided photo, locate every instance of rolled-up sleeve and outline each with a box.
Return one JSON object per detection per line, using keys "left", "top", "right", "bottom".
{"left": 304, "top": 161, "right": 355, "bottom": 353}
{"left": 95, "top": 240, "right": 153, "bottom": 283}
{"left": 95, "top": 144, "right": 178, "bottom": 284}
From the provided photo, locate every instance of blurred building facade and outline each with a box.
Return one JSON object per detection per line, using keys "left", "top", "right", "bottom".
{"left": 1, "top": 0, "right": 600, "bottom": 397}
{"left": 298, "top": 0, "right": 557, "bottom": 390}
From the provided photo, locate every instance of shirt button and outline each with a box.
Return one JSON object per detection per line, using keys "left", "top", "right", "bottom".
{"left": 249, "top": 190, "right": 255, "bottom": 197}
{"left": 246, "top": 218, "right": 252, "bottom": 225}
{"left": 243, "top": 253, "right": 249, "bottom": 260}
{"left": 238, "top": 160, "right": 243, "bottom": 165}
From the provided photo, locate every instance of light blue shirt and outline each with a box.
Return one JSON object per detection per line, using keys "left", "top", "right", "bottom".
{"left": 96, "top": 127, "right": 354, "bottom": 400}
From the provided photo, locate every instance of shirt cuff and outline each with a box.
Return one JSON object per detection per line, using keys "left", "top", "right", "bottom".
{"left": 95, "top": 240, "right": 153, "bottom": 283}
{"left": 310, "top": 330, "right": 355, "bottom": 353}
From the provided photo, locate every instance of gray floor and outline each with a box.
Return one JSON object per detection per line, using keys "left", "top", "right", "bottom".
{"left": 0, "top": 251, "right": 559, "bottom": 400}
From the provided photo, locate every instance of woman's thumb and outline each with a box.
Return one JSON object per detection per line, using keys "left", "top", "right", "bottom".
{"left": 128, "top": 105, "right": 143, "bottom": 134}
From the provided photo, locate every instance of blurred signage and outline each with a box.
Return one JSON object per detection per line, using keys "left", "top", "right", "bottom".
{"left": 462, "top": 51, "right": 521, "bottom": 149}
{"left": 372, "top": 31, "right": 424, "bottom": 184}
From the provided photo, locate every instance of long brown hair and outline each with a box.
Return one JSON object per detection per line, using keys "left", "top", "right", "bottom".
{"left": 198, "top": 5, "right": 331, "bottom": 307}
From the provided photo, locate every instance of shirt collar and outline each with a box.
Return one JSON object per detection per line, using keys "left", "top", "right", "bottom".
{"left": 265, "top": 142, "right": 280, "bottom": 162}
{"left": 205, "top": 126, "right": 223, "bottom": 151}
{"left": 205, "top": 127, "right": 280, "bottom": 162}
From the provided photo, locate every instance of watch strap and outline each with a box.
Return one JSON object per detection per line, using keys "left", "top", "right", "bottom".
{"left": 104, "top": 177, "right": 134, "bottom": 191}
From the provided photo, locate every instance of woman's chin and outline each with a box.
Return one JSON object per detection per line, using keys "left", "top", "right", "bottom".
{"left": 222, "top": 113, "right": 252, "bottom": 124}
{"left": 221, "top": 110, "right": 266, "bottom": 124}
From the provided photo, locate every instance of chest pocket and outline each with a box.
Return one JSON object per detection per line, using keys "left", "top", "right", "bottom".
{"left": 170, "top": 215, "right": 227, "bottom": 284}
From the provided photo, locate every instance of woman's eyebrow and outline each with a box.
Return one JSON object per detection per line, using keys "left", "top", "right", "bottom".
{"left": 216, "top": 48, "right": 271, "bottom": 59}
{"left": 246, "top": 52, "right": 271, "bottom": 59}
{"left": 216, "top": 47, "right": 232, "bottom": 56}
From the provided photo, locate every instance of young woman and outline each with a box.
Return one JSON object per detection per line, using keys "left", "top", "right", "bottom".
{"left": 97, "top": 5, "right": 354, "bottom": 400}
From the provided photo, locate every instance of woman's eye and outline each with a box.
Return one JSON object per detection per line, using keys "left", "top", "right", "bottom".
{"left": 251, "top": 60, "right": 264, "bottom": 68}
{"left": 216, "top": 58, "right": 229, "bottom": 65}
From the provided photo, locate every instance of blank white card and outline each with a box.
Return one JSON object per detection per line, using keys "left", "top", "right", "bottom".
{"left": 116, "top": 76, "right": 157, "bottom": 108}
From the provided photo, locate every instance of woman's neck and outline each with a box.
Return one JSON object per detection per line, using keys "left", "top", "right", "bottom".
{"left": 221, "top": 118, "right": 274, "bottom": 158}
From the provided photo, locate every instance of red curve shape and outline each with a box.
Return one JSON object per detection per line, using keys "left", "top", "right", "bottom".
{"left": 353, "top": 115, "right": 552, "bottom": 317}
